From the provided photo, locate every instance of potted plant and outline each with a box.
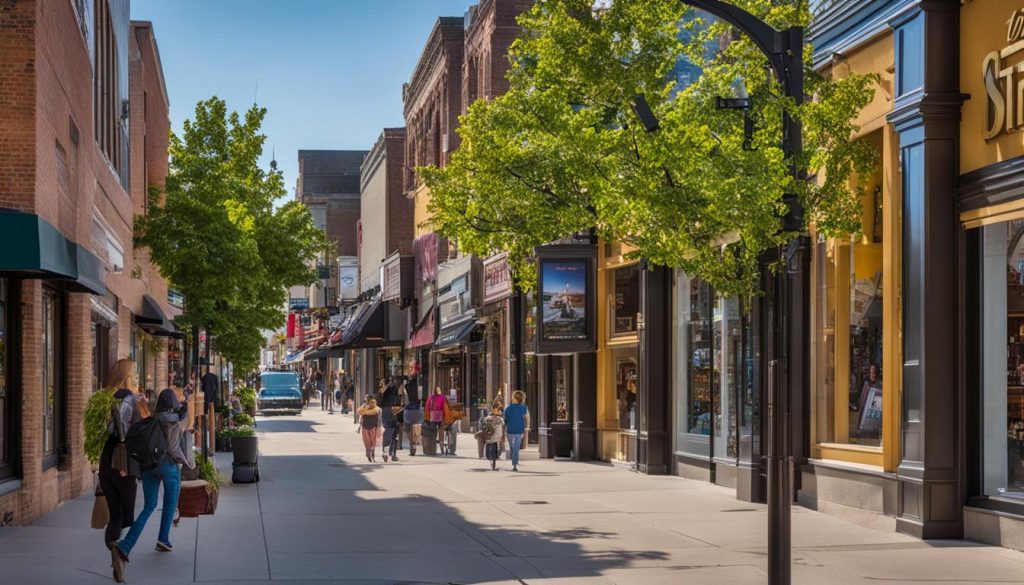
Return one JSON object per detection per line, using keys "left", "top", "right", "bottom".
{"left": 230, "top": 425, "right": 258, "bottom": 464}
{"left": 179, "top": 454, "right": 220, "bottom": 516}
{"left": 215, "top": 427, "right": 233, "bottom": 452}
{"left": 233, "top": 412, "right": 254, "bottom": 427}
{"left": 236, "top": 386, "right": 257, "bottom": 416}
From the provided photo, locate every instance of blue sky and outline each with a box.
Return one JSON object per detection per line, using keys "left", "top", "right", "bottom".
{"left": 131, "top": 0, "right": 477, "bottom": 201}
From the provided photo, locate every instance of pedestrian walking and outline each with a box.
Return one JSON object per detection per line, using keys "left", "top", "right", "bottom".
{"left": 111, "top": 386, "right": 191, "bottom": 582}
{"left": 475, "top": 407, "right": 505, "bottom": 471}
{"left": 402, "top": 378, "right": 423, "bottom": 456}
{"left": 378, "top": 378, "right": 406, "bottom": 462}
{"left": 302, "top": 372, "right": 312, "bottom": 409}
{"left": 98, "top": 359, "right": 146, "bottom": 583}
{"left": 330, "top": 371, "right": 340, "bottom": 414}
{"left": 344, "top": 378, "right": 354, "bottom": 414}
{"left": 443, "top": 397, "right": 462, "bottom": 456}
{"left": 357, "top": 398, "right": 383, "bottom": 462}
{"left": 504, "top": 390, "right": 530, "bottom": 472}
{"left": 425, "top": 386, "right": 447, "bottom": 450}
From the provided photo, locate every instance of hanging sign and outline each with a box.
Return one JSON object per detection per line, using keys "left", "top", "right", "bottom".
{"left": 483, "top": 252, "right": 513, "bottom": 305}
{"left": 535, "top": 244, "right": 596, "bottom": 354}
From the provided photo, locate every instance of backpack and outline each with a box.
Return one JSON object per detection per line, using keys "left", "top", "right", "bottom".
{"left": 124, "top": 417, "right": 167, "bottom": 470}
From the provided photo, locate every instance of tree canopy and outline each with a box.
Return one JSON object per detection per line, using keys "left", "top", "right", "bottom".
{"left": 136, "top": 97, "right": 327, "bottom": 371}
{"left": 421, "top": 0, "right": 877, "bottom": 296}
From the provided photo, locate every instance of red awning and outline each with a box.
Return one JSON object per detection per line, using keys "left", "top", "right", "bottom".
{"left": 408, "top": 308, "right": 434, "bottom": 348}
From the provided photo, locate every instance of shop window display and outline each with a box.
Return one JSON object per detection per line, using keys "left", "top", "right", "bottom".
{"left": 981, "top": 219, "right": 1024, "bottom": 497}
{"left": 812, "top": 131, "right": 885, "bottom": 449}
{"left": 42, "top": 287, "right": 62, "bottom": 465}
{"left": 615, "top": 349, "right": 638, "bottom": 431}
{"left": 673, "top": 271, "right": 753, "bottom": 460}
{"left": 611, "top": 264, "right": 640, "bottom": 336}
{"left": 0, "top": 279, "right": 11, "bottom": 479}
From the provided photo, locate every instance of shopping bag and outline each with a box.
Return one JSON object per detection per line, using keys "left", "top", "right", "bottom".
{"left": 90, "top": 480, "right": 109, "bottom": 530}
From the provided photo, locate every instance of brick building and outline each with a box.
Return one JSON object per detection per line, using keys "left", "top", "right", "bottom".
{"left": 0, "top": 1, "right": 174, "bottom": 524}
{"left": 358, "top": 128, "right": 410, "bottom": 294}
{"left": 462, "top": 0, "right": 533, "bottom": 110}
{"left": 401, "top": 16, "right": 464, "bottom": 396}
{"left": 292, "top": 150, "right": 367, "bottom": 311}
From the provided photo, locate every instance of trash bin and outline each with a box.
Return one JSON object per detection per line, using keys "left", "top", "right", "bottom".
{"left": 421, "top": 421, "right": 439, "bottom": 456}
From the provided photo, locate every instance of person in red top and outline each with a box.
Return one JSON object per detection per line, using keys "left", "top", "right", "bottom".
{"left": 425, "top": 386, "right": 447, "bottom": 451}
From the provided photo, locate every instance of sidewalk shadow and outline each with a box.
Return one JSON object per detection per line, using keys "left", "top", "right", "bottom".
{"left": 252, "top": 452, "right": 671, "bottom": 583}
{"left": 253, "top": 418, "right": 323, "bottom": 433}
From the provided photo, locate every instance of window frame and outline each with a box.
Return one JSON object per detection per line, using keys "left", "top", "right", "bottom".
{"left": 809, "top": 126, "right": 902, "bottom": 470}
{"left": 41, "top": 286, "right": 65, "bottom": 470}
{"left": 0, "top": 278, "right": 20, "bottom": 481}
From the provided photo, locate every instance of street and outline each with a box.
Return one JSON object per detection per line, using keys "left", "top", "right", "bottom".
{"left": 0, "top": 401, "right": 1022, "bottom": 585}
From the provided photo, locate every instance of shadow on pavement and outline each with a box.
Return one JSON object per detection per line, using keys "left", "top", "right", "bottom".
{"left": 253, "top": 418, "right": 323, "bottom": 433}
{"left": 252, "top": 452, "right": 670, "bottom": 583}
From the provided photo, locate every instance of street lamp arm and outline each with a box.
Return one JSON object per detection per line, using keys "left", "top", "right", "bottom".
{"left": 680, "top": 0, "right": 796, "bottom": 97}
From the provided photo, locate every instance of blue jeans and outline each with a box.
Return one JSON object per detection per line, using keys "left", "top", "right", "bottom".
{"left": 507, "top": 433, "right": 524, "bottom": 467}
{"left": 118, "top": 462, "right": 180, "bottom": 554}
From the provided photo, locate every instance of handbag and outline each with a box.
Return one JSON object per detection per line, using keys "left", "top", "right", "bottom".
{"left": 90, "top": 477, "right": 109, "bottom": 529}
{"left": 181, "top": 429, "right": 196, "bottom": 470}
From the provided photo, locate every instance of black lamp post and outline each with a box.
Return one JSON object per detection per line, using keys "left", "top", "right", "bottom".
{"left": 633, "top": 3, "right": 804, "bottom": 584}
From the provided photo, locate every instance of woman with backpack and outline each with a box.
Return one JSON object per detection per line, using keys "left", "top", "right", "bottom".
{"left": 475, "top": 406, "right": 505, "bottom": 471}
{"left": 98, "top": 359, "right": 146, "bottom": 582}
{"left": 111, "top": 386, "right": 190, "bottom": 582}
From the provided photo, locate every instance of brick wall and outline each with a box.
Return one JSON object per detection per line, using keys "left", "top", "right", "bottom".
{"left": 0, "top": 0, "right": 37, "bottom": 213}
{"left": 383, "top": 129, "right": 412, "bottom": 257}
{"left": 326, "top": 198, "right": 360, "bottom": 257}
{"left": 0, "top": 3, "right": 172, "bottom": 525}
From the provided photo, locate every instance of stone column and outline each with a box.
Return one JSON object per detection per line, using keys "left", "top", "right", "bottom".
{"left": 637, "top": 264, "right": 670, "bottom": 474}
{"left": 887, "top": 2, "right": 964, "bottom": 539}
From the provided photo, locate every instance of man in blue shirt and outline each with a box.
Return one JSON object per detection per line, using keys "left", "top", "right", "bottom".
{"left": 503, "top": 390, "right": 530, "bottom": 472}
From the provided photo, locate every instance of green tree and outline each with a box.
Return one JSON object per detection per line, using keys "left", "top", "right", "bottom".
{"left": 421, "top": 0, "right": 877, "bottom": 296}
{"left": 136, "top": 97, "right": 327, "bottom": 371}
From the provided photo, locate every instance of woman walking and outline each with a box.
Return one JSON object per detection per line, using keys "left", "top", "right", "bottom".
{"left": 111, "top": 386, "right": 190, "bottom": 582}
{"left": 402, "top": 377, "right": 422, "bottom": 456}
{"left": 357, "top": 397, "right": 383, "bottom": 462}
{"left": 378, "top": 378, "right": 405, "bottom": 462}
{"left": 99, "top": 360, "right": 146, "bottom": 583}
{"left": 504, "top": 391, "right": 530, "bottom": 472}
{"left": 475, "top": 407, "right": 505, "bottom": 471}
{"left": 425, "top": 386, "right": 447, "bottom": 447}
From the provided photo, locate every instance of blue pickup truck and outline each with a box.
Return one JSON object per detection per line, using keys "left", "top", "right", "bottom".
{"left": 257, "top": 371, "right": 303, "bottom": 415}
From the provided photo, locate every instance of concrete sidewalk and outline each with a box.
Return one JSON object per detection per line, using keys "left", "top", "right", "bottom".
{"left": 2, "top": 403, "right": 1024, "bottom": 584}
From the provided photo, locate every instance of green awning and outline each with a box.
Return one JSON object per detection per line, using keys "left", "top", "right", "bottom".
{"left": 0, "top": 211, "right": 106, "bottom": 295}
{"left": 135, "top": 294, "right": 175, "bottom": 334}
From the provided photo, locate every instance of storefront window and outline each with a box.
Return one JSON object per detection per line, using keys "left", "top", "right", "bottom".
{"left": 42, "top": 287, "right": 62, "bottom": 465}
{"left": 981, "top": 220, "right": 1024, "bottom": 497}
{"left": 92, "top": 319, "right": 110, "bottom": 392}
{"left": 611, "top": 264, "right": 640, "bottom": 336}
{"left": 682, "top": 276, "right": 713, "bottom": 437}
{"left": 614, "top": 348, "right": 638, "bottom": 431}
{"left": 715, "top": 297, "right": 741, "bottom": 458}
{"left": 168, "top": 337, "right": 186, "bottom": 388}
{"left": 524, "top": 353, "right": 538, "bottom": 440}
{"left": 0, "top": 279, "right": 11, "bottom": 479}
{"left": 812, "top": 130, "right": 885, "bottom": 449}
{"left": 673, "top": 271, "right": 752, "bottom": 460}
{"left": 552, "top": 355, "right": 571, "bottom": 422}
